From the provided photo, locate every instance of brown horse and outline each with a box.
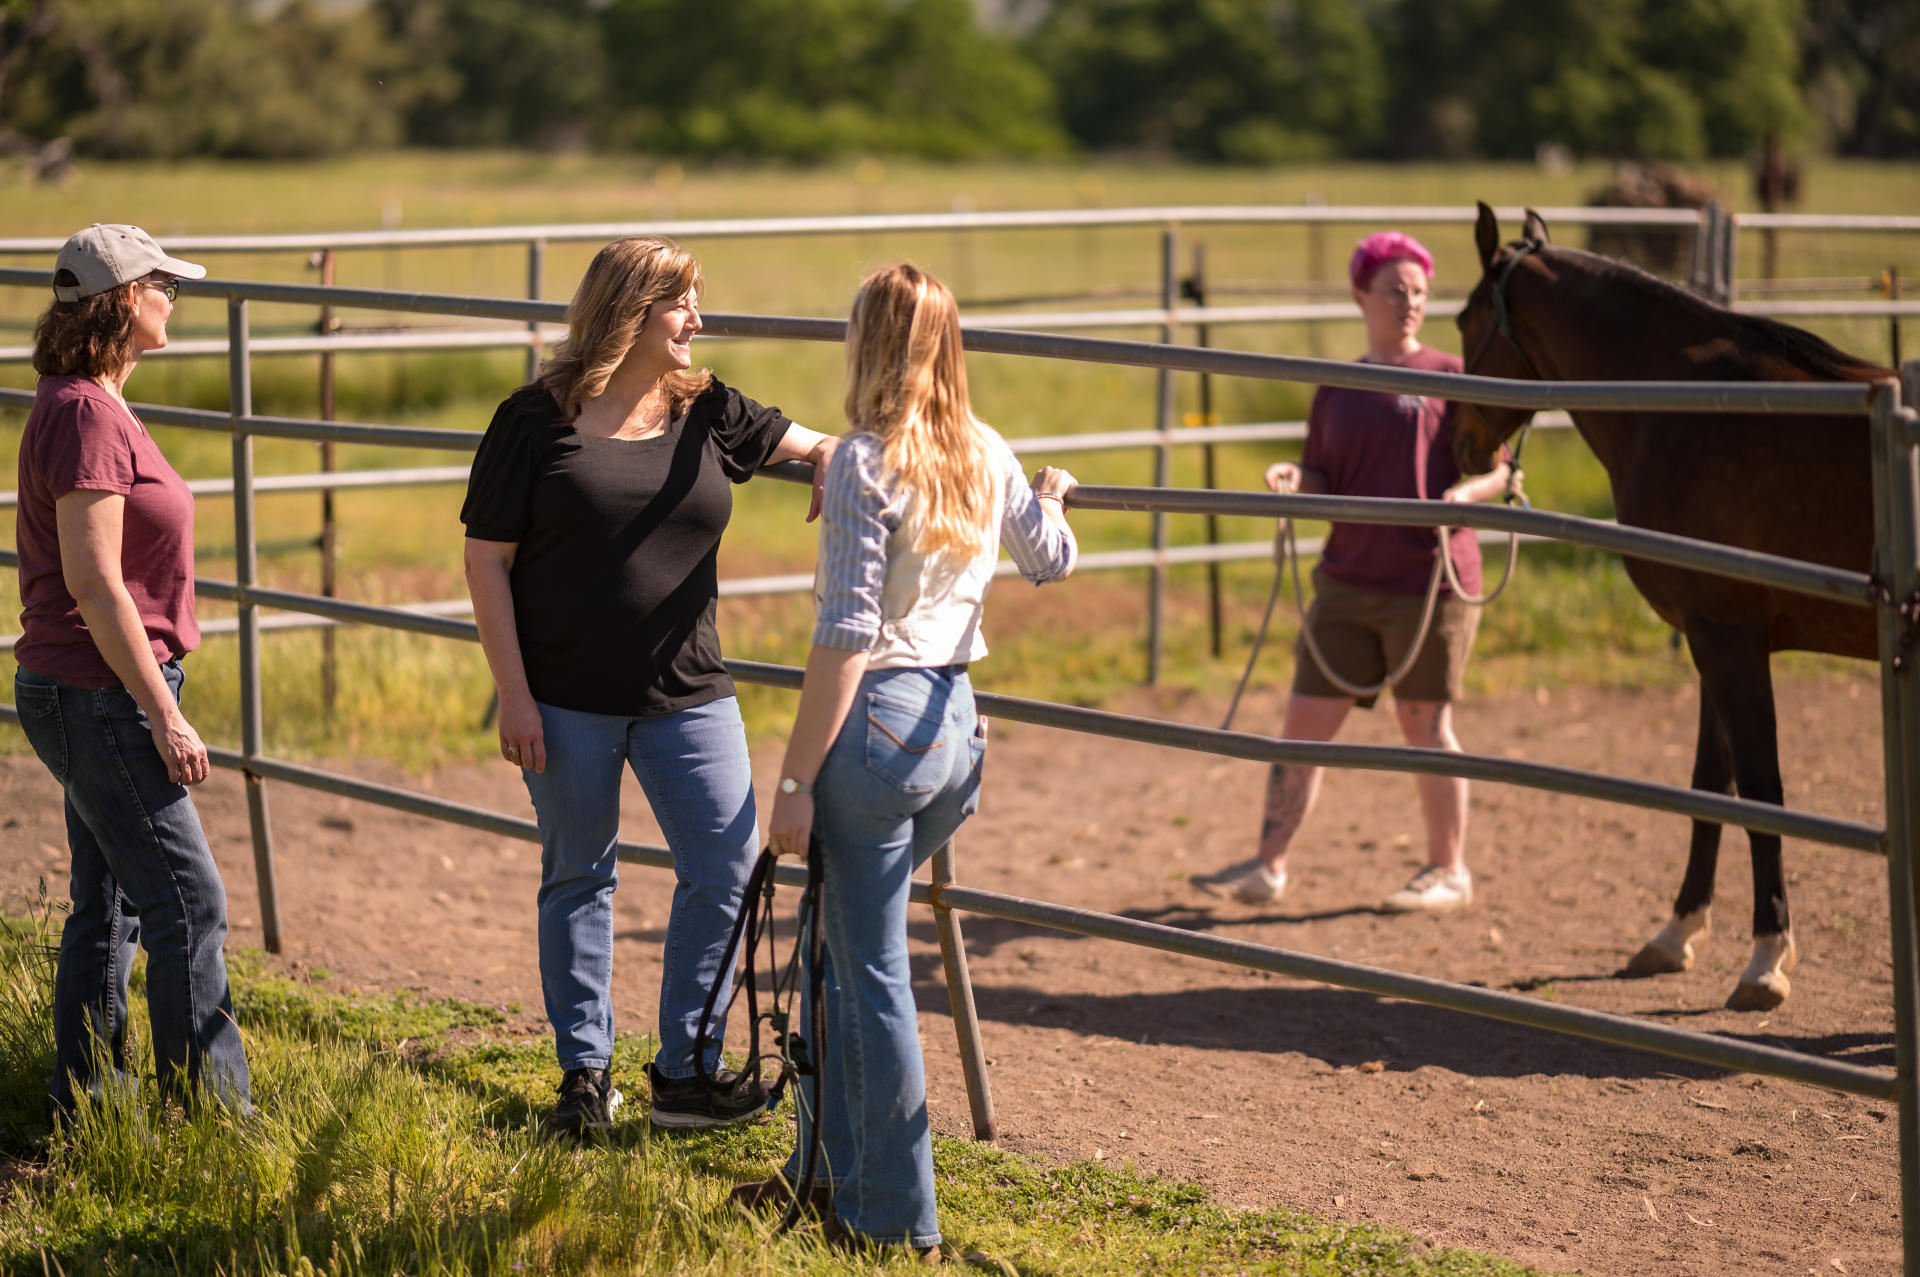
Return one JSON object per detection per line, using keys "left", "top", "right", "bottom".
{"left": 1452, "top": 202, "right": 1891, "bottom": 1011}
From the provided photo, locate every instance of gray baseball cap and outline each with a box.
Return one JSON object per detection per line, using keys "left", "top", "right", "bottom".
{"left": 53, "top": 224, "right": 206, "bottom": 303}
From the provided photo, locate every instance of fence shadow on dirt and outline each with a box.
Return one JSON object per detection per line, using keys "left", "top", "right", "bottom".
{"left": 902, "top": 969, "right": 1897, "bottom": 1084}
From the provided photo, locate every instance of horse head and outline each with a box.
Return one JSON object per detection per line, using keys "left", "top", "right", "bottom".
{"left": 1453, "top": 201, "right": 1552, "bottom": 474}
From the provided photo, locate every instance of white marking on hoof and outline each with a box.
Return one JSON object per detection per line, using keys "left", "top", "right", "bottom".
{"left": 1728, "top": 931, "right": 1797, "bottom": 1012}
{"left": 1624, "top": 907, "right": 1711, "bottom": 977}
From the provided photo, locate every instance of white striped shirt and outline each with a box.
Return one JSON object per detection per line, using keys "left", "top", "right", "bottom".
{"left": 812, "top": 428, "right": 1075, "bottom": 668}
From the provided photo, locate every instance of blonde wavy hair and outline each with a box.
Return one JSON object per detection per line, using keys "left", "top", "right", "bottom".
{"left": 538, "top": 237, "right": 712, "bottom": 421}
{"left": 844, "top": 264, "right": 995, "bottom": 557}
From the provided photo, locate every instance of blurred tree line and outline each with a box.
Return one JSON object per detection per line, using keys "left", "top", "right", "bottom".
{"left": 0, "top": 0, "right": 1913, "bottom": 162}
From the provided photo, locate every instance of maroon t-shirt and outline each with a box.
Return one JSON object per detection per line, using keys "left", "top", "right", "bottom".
{"left": 14, "top": 375, "right": 199, "bottom": 688}
{"left": 1301, "top": 346, "right": 1483, "bottom": 596}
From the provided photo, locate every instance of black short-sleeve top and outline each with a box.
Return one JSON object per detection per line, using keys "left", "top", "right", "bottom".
{"left": 460, "top": 377, "right": 793, "bottom": 716}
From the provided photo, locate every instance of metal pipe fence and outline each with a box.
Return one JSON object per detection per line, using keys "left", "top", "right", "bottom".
{"left": 2, "top": 253, "right": 1919, "bottom": 1264}
{"left": 6, "top": 294, "right": 1913, "bottom": 368}
{"left": 0, "top": 205, "right": 1713, "bottom": 258}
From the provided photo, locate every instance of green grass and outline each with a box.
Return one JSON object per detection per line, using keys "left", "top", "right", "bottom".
{"left": 0, "top": 907, "right": 1545, "bottom": 1276}
{"left": 0, "top": 153, "right": 1906, "bottom": 763}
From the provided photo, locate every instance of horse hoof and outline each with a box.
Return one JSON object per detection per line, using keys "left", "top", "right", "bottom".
{"left": 1725, "top": 932, "right": 1796, "bottom": 1011}
{"left": 1726, "top": 978, "right": 1788, "bottom": 1012}
{"left": 1622, "top": 908, "right": 1711, "bottom": 978}
{"left": 1623, "top": 942, "right": 1690, "bottom": 977}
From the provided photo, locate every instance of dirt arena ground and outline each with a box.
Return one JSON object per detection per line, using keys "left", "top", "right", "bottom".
{"left": 0, "top": 675, "right": 1902, "bottom": 1275}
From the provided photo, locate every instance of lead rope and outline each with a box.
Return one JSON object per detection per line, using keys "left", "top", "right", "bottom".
{"left": 692, "top": 839, "right": 828, "bottom": 1234}
{"left": 1439, "top": 419, "right": 1531, "bottom": 605}
{"left": 1220, "top": 450, "right": 1527, "bottom": 732}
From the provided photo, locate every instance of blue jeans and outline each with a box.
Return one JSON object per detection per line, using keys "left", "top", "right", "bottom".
{"left": 785, "top": 666, "right": 984, "bottom": 1249}
{"left": 13, "top": 662, "right": 251, "bottom": 1112}
{"left": 521, "top": 695, "right": 759, "bottom": 1077}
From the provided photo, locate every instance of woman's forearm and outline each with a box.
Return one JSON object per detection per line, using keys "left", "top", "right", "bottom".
{"left": 779, "top": 645, "right": 870, "bottom": 784}
{"left": 768, "top": 423, "right": 832, "bottom": 466}
{"left": 1033, "top": 496, "right": 1079, "bottom": 577}
{"left": 1446, "top": 462, "right": 1513, "bottom": 504}
{"left": 772, "top": 425, "right": 839, "bottom": 522}
{"left": 71, "top": 588, "right": 179, "bottom": 721}
{"left": 56, "top": 492, "right": 178, "bottom": 722}
{"left": 462, "top": 543, "right": 535, "bottom": 706}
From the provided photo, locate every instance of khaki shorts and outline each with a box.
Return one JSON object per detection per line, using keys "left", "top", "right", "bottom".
{"left": 1291, "top": 571, "right": 1480, "bottom": 709}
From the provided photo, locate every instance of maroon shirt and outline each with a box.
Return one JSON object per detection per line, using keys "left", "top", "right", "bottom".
{"left": 1301, "top": 346, "right": 1483, "bottom": 596}
{"left": 14, "top": 375, "right": 199, "bottom": 688}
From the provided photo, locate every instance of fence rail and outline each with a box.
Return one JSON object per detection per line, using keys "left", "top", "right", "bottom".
{"left": 2, "top": 221, "right": 1918, "bottom": 1266}
{"left": 0, "top": 204, "right": 1710, "bottom": 257}
{"left": 6, "top": 297, "right": 1912, "bottom": 368}
{"left": 0, "top": 268, "right": 1882, "bottom": 418}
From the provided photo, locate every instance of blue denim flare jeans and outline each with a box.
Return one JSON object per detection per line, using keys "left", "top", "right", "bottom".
{"left": 785, "top": 665, "right": 985, "bottom": 1250}
{"left": 520, "top": 695, "right": 760, "bottom": 1078}
{"left": 13, "top": 661, "right": 252, "bottom": 1112}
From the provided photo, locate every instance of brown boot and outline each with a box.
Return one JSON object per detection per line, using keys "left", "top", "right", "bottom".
{"left": 823, "top": 1214, "right": 943, "bottom": 1264}
{"left": 728, "top": 1175, "right": 836, "bottom": 1219}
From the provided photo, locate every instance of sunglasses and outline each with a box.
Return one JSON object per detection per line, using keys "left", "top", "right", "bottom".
{"left": 141, "top": 277, "right": 180, "bottom": 303}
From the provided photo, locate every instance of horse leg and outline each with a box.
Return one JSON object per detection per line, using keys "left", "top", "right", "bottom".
{"left": 1623, "top": 684, "right": 1729, "bottom": 976}
{"left": 1687, "top": 623, "right": 1796, "bottom": 1011}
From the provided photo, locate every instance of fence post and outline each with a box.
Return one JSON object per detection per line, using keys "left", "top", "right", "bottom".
{"left": 1870, "top": 369, "right": 1920, "bottom": 1271}
{"left": 930, "top": 838, "right": 995, "bottom": 1140}
{"left": 317, "top": 249, "right": 338, "bottom": 717}
{"left": 525, "top": 238, "right": 546, "bottom": 383}
{"left": 1719, "top": 210, "right": 1740, "bottom": 307}
{"left": 1890, "top": 268, "right": 1903, "bottom": 368}
{"left": 1306, "top": 194, "right": 1326, "bottom": 359}
{"left": 228, "top": 300, "right": 284, "bottom": 955}
{"left": 1147, "top": 225, "right": 1178, "bottom": 684}
{"left": 1689, "top": 207, "right": 1712, "bottom": 296}
{"left": 1186, "top": 241, "right": 1224, "bottom": 659}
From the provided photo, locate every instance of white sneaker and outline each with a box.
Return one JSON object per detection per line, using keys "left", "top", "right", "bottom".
{"left": 1381, "top": 865, "right": 1472, "bottom": 913}
{"left": 1190, "top": 858, "right": 1288, "bottom": 905}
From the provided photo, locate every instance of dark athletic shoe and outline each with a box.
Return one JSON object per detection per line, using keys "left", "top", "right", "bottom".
{"left": 646, "top": 1061, "right": 771, "bottom": 1129}
{"left": 545, "top": 1067, "right": 621, "bottom": 1138}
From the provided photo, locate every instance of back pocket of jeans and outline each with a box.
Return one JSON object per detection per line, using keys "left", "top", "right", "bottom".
{"left": 864, "top": 692, "right": 949, "bottom": 795}
{"left": 12, "top": 681, "right": 68, "bottom": 781}
{"left": 959, "top": 730, "right": 986, "bottom": 817}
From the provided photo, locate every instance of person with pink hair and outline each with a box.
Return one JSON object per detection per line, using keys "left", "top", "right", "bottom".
{"left": 1192, "top": 230, "right": 1516, "bottom": 913}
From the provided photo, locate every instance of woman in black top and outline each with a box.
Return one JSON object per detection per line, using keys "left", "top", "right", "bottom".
{"left": 461, "top": 236, "right": 836, "bottom": 1137}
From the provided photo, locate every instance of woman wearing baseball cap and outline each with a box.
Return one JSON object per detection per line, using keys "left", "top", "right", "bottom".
{"left": 12, "top": 224, "right": 251, "bottom": 1117}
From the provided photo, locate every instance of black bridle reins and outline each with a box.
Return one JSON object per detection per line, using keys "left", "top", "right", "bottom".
{"left": 692, "top": 839, "right": 827, "bottom": 1234}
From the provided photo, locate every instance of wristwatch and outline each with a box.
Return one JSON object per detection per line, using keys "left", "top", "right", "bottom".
{"left": 779, "top": 777, "right": 814, "bottom": 795}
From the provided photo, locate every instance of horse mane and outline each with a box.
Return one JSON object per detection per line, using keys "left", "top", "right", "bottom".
{"left": 1543, "top": 243, "right": 1893, "bottom": 383}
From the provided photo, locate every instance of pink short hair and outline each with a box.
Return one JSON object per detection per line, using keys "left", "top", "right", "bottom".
{"left": 1349, "top": 231, "right": 1434, "bottom": 291}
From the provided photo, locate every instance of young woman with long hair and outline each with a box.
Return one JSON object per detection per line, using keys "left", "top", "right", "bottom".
{"left": 749, "top": 264, "right": 1079, "bottom": 1258}
{"left": 461, "top": 236, "right": 839, "bottom": 1137}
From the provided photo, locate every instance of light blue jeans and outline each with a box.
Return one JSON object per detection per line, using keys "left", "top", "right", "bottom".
{"left": 521, "top": 695, "right": 758, "bottom": 1078}
{"left": 13, "top": 661, "right": 251, "bottom": 1113}
{"left": 785, "top": 665, "right": 984, "bottom": 1250}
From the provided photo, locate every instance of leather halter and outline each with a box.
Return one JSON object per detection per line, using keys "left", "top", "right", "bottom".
{"left": 1465, "top": 236, "right": 1545, "bottom": 381}
{"left": 1462, "top": 237, "right": 1545, "bottom": 504}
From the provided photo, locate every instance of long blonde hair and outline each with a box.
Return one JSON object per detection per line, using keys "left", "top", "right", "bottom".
{"left": 844, "top": 264, "right": 995, "bottom": 557}
{"left": 538, "top": 236, "right": 713, "bottom": 421}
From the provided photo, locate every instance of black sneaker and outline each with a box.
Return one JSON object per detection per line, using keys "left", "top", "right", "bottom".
{"left": 646, "top": 1061, "right": 771, "bottom": 1129}
{"left": 545, "top": 1067, "right": 621, "bottom": 1138}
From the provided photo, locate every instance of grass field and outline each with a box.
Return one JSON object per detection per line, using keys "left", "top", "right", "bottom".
{"left": 1, "top": 153, "right": 1910, "bottom": 764}
{"left": 0, "top": 908, "right": 1539, "bottom": 1277}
